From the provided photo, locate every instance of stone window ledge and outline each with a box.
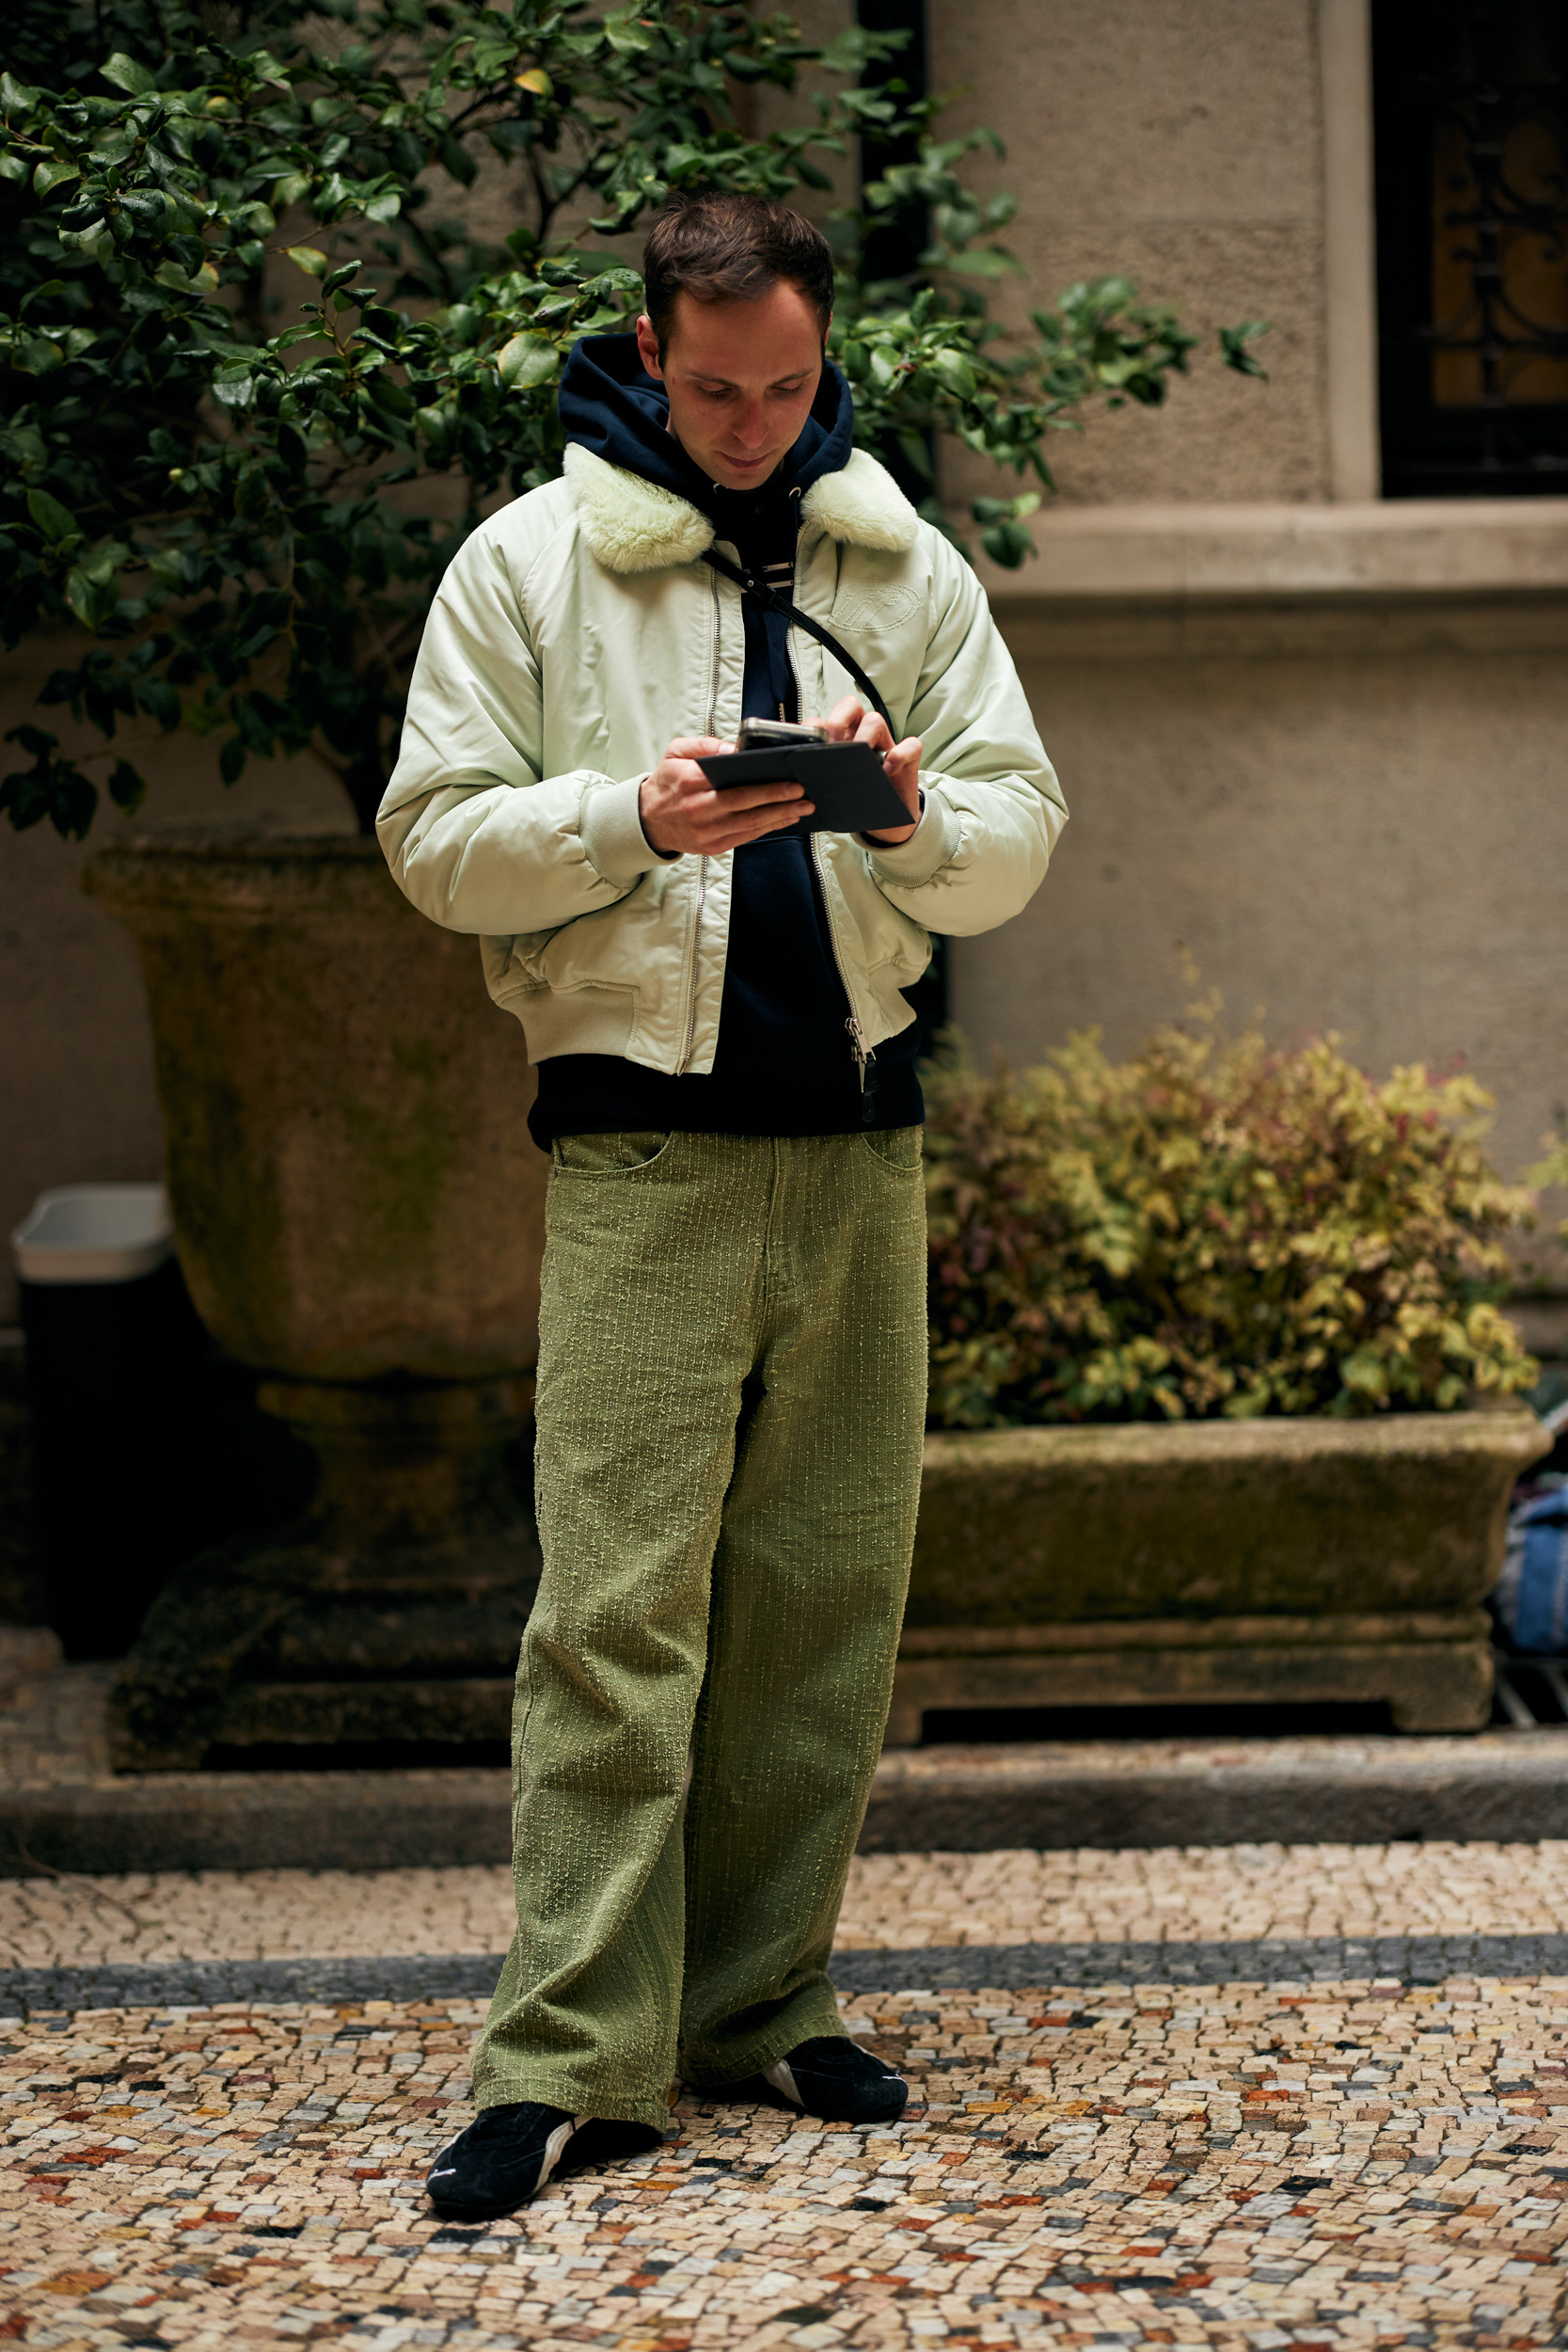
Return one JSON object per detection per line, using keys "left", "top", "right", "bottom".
{"left": 978, "top": 499, "right": 1568, "bottom": 604}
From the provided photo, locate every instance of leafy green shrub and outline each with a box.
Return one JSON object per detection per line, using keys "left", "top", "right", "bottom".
{"left": 0, "top": 0, "right": 1265, "bottom": 838}
{"left": 923, "top": 1018, "right": 1538, "bottom": 1426}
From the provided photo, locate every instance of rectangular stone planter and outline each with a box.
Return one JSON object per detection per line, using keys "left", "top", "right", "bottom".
{"left": 888, "top": 1409, "right": 1550, "bottom": 1743}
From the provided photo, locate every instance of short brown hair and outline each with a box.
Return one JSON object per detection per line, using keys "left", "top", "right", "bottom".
{"left": 641, "top": 192, "right": 835, "bottom": 357}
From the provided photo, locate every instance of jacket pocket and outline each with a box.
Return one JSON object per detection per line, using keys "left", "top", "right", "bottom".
{"left": 482, "top": 931, "right": 552, "bottom": 997}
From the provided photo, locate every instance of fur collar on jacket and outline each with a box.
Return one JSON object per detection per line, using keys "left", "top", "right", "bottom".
{"left": 562, "top": 442, "right": 920, "bottom": 577}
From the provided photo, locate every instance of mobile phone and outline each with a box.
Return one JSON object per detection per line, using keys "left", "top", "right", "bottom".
{"left": 736, "top": 717, "right": 829, "bottom": 752}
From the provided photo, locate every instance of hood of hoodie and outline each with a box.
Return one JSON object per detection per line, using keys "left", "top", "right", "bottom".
{"left": 558, "top": 332, "right": 854, "bottom": 534}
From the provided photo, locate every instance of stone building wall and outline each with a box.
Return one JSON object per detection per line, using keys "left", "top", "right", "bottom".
{"left": 961, "top": 565, "right": 1568, "bottom": 1198}
{"left": 931, "top": 0, "right": 1332, "bottom": 506}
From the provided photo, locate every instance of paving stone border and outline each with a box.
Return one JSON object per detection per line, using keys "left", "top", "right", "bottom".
{"left": 831, "top": 1934, "right": 1568, "bottom": 1991}
{"left": 8, "top": 1933, "right": 1568, "bottom": 2017}
{"left": 0, "top": 1953, "right": 505, "bottom": 2017}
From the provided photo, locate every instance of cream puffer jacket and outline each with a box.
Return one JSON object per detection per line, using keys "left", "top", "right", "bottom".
{"left": 377, "top": 443, "right": 1067, "bottom": 1074}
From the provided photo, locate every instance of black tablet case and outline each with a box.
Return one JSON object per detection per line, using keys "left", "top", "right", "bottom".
{"left": 695, "top": 740, "right": 911, "bottom": 837}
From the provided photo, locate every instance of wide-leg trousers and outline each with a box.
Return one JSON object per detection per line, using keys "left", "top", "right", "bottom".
{"left": 471, "top": 1125, "right": 928, "bottom": 2132}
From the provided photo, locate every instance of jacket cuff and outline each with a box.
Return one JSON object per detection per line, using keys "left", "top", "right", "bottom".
{"left": 579, "top": 771, "right": 664, "bottom": 887}
{"left": 863, "top": 784, "right": 961, "bottom": 888}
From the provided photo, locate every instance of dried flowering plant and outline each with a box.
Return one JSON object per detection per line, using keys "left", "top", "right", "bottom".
{"left": 923, "top": 1016, "right": 1539, "bottom": 1427}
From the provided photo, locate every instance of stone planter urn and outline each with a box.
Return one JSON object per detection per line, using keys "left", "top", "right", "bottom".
{"left": 886, "top": 1409, "right": 1549, "bottom": 1743}
{"left": 84, "top": 834, "right": 549, "bottom": 1770}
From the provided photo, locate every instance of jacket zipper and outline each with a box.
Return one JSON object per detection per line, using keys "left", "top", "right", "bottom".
{"left": 790, "top": 532, "right": 876, "bottom": 1096}
{"left": 815, "top": 848, "right": 876, "bottom": 1092}
{"left": 676, "top": 563, "right": 723, "bottom": 1074}
{"left": 844, "top": 1013, "right": 874, "bottom": 1092}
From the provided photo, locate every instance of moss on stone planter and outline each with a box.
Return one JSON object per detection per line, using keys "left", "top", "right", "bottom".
{"left": 888, "top": 1407, "right": 1549, "bottom": 1740}
{"left": 85, "top": 834, "right": 546, "bottom": 1381}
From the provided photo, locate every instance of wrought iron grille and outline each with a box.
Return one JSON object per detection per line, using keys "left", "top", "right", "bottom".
{"left": 1373, "top": 0, "right": 1568, "bottom": 497}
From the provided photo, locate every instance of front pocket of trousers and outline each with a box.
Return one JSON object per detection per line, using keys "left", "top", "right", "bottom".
{"left": 551, "top": 1130, "right": 675, "bottom": 1175}
{"left": 861, "top": 1124, "right": 925, "bottom": 1172}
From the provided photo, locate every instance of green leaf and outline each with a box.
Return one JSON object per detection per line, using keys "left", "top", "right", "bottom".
{"left": 927, "top": 350, "right": 977, "bottom": 400}
{"left": 943, "top": 247, "right": 1022, "bottom": 280}
{"left": 136, "top": 679, "right": 182, "bottom": 729}
{"left": 107, "top": 758, "right": 146, "bottom": 813}
{"left": 227, "top": 201, "right": 277, "bottom": 238}
{"left": 603, "top": 11, "right": 653, "bottom": 51}
{"left": 100, "top": 53, "right": 158, "bottom": 97}
{"left": 973, "top": 491, "right": 1041, "bottom": 527}
{"left": 497, "top": 331, "right": 558, "bottom": 388}
{"left": 979, "top": 518, "right": 1036, "bottom": 568}
{"left": 0, "top": 423, "right": 45, "bottom": 469}
{"left": 32, "top": 156, "right": 79, "bottom": 196}
{"left": 0, "top": 727, "right": 97, "bottom": 840}
{"left": 284, "top": 246, "right": 330, "bottom": 278}
{"left": 65, "top": 564, "right": 119, "bottom": 626}
{"left": 818, "top": 24, "right": 886, "bottom": 72}
{"left": 438, "top": 135, "right": 477, "bottom": 186}
{"left": 366, "top": 374, "right": 414, "bottom": 418}
{"left": 1220, "top": 320, "right": 1272, "bottom": 380}
{"left": 4, "top": 723, "right": 57, "bottom": 758}
{"left": 26, "top": 487, "right": 75, "bottom": 542}
{"left": 218, "top": 733, "right": 246, "bottom": 785}
{"left": 50, "top": 770, "right": 98, "bottom": 839}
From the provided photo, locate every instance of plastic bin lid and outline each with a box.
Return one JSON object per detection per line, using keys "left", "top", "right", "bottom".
{"left": 10, "top": 1184, "right": 174, "bottom": 1285}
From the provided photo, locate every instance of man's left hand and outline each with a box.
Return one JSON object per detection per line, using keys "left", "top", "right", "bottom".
{"left": 819, "top": 694, "right": 923, "bottom": 846}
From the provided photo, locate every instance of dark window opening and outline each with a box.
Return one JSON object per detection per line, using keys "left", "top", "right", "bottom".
{"left": 854, "top": 1, "right": 948, "bottom": 1057}
{"left": 854, "top": 0, "right": 929, "bottom": 299}
{"left": 1373, "top": 0, "right": 1568, "bottom": 497}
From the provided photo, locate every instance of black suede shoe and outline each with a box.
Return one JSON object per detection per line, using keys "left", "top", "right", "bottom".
{"left": 707, "top": 2035, "right": 907, "bottom": 2125}
{"left": 426, "top": 2102, "right": 664, "bottom": 2219}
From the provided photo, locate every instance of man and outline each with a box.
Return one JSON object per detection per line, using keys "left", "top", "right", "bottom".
{"left": 378, "top": 190, "right": 1065, "bottom": 2219}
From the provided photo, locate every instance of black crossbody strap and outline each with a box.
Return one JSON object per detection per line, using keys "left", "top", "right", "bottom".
{"left": 700, "top": 546, "right": 894, "bottom": 730}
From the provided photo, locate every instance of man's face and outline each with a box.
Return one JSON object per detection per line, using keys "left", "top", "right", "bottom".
{"left": 635, "top": 280, "right": 826, "bottom": 491}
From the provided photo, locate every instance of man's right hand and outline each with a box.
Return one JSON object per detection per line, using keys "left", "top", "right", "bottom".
{"left": 640, "top": 737, "right": 813, "bottom": 858}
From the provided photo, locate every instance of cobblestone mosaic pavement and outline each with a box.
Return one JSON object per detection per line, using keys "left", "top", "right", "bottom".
{"left": 6, "top": 1848, "right": 1568, "bottom": 1977}
{"left": 4, "top": 1852, "right": 1568, "bottom": 2349}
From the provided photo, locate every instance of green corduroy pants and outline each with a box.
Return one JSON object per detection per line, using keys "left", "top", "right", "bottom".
{"left": 472, "top": 1126, "right": 928, "bottom": 2132}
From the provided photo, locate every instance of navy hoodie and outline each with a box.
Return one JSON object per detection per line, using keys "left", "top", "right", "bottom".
{"left": 527, "top": 334, "right": 922, "bottom": 1149}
